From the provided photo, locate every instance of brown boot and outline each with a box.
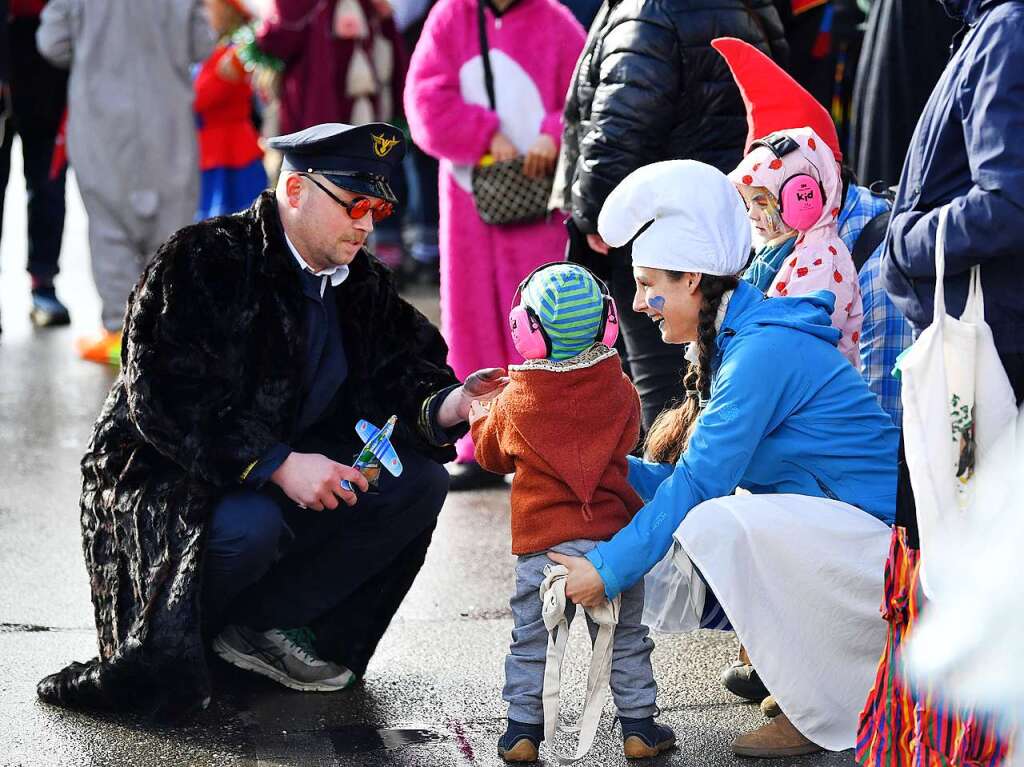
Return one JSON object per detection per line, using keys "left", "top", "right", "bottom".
{"left": 760, "top": 695, "right": 781, "bottom": 719}
{"left": 732, "top": 713, "right": 824, "bottom": 758}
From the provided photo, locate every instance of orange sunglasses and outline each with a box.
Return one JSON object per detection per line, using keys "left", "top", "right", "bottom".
{"left": 300, "top": 173, "right": 395, "bottom": 222}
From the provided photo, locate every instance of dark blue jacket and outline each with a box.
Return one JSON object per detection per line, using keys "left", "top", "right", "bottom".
{"left": 881, "top": 0, "right": 1024, "bottom": 353}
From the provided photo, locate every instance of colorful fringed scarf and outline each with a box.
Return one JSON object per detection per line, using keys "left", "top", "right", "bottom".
{"left": 856, "top": 527, "right": 1013, "bottom": 767}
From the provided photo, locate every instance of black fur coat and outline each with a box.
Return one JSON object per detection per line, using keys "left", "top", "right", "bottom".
{"left": 36, "top": 192, "right": 460, "bottom": 718}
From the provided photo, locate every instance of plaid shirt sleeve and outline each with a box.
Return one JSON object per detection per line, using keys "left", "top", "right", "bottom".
{"left": 858, "top": 247, "right": 915, "bottom": 428}
{"left": 837, "top": 184, "right": 892, "bottom": 252}
{"left": 840, "top": 185, "right": 913, "bottom": 427}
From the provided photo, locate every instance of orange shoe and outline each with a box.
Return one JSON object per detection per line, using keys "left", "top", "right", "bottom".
{"left": 76, "top": 330, "right": 122, "bottom": 366}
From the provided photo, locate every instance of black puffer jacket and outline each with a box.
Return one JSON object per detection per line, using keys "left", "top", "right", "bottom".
{"left": 557, "top": 0, "right": 787, "bottom": 233}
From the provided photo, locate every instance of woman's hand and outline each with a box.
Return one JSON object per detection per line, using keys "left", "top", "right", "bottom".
{"left": 489, "top": 132, "right": 518, "bottom": 162}
{"left": 523, "top": 134, "right": 557, "bottom": 178}
{"left": 547, "top": 552, "right": 607, "bottom": 608}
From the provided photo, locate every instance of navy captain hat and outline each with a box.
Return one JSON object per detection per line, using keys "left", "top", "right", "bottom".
{"left": 269, "top": 122, "right": 407, "bottom": 204}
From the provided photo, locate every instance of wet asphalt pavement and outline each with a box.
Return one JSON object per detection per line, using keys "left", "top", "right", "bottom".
{"left": 0, "top": 147, "right": 856, "bottom": 766}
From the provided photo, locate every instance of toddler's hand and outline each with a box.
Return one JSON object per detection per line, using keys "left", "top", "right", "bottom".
{"left": 469, "top": 399, "right": 491, "bottom": 425}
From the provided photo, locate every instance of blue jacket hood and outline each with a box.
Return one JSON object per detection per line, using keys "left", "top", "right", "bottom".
{"left": 718, "top": 281, "right": 841, "bottom": 353}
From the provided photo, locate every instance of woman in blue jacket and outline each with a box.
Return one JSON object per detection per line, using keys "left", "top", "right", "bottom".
{"left": 548, "top": 160, "right": 899, "bottom": 759}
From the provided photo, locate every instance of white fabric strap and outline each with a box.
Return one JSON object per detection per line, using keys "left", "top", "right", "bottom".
{"left": 932, "top": 206, "right": 948, "bottom": 318}
{"left": 539, "top": 563, "right": 620, "bottom": 765}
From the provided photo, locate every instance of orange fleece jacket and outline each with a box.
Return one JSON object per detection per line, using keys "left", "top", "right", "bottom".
{"left": 471, "top": 345, "right": 643, "bottom": 554}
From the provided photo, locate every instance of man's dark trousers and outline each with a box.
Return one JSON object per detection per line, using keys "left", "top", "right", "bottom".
{"left": 203, "top": 441, "right": 450, "bottom": 677}
{"left": 0, "top": 14, "right": 67, "bottom": 283}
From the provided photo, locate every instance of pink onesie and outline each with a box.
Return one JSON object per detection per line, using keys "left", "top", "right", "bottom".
{"left": 404, "top": 0, "right": 585, "bottom": 462}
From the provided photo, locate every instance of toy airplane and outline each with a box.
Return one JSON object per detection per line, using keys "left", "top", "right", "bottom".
{"left": 341, "top": 415, "right": 403, "bottom": 492}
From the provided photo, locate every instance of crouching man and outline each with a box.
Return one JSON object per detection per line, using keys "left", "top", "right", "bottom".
{"left": 37, "top": 123, "right": 506, "bottom": 717}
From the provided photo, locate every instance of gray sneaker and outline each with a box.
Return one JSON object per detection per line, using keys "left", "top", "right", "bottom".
{"left": 213, "top": 625, "right": 356, "bottom": 692}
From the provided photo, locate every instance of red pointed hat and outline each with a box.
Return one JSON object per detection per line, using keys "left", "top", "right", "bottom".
{"left": 711, "top": 37, "right": 842, "bottom": 163}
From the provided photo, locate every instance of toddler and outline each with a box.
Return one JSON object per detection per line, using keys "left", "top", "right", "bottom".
{"left": 470, "top": 262, "right": 675, "bottom": 763}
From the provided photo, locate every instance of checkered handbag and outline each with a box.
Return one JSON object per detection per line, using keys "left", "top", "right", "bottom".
{"left": 469, "top": 0, "right": 552, "bottom": 226}
{"left": 471, "top": 158, "right": 552, "bottom": 226}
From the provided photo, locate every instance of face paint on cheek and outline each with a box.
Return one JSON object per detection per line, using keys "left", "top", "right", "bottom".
{"left": 648, "top": 295, "right": 666, "bottom": 312}
{"left": 761, "top": 196, "right": 785, "bottom": 236}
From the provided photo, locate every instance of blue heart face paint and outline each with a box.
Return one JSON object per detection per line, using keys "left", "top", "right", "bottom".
{"left": 648, "top": 295, "right": 666, "bottom": 312}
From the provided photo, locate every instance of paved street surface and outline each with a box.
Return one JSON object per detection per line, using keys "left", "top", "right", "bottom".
{"left": 0, "top": 144, "right": 856, "bottom": 766}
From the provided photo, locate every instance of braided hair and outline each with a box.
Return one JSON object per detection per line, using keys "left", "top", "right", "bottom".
{"left": 644, "top": 272, "right": 740, "bottom": 465}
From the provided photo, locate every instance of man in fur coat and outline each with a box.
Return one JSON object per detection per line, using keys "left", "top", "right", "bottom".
{"left": 36, "top": 123, "right": 507, "bottom": 718}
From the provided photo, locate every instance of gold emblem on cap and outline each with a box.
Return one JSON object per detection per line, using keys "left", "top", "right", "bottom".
{"left": 371, "top": 133, "right": 400, "bottom": 158}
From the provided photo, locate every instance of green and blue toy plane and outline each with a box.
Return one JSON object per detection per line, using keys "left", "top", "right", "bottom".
{"left": 342, "top": 415, "right": 403, "bottom": 492}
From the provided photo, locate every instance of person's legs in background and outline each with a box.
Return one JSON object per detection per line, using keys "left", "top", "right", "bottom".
{"left": 21, "top": 118, "right": 69, "bottom": 326}
{"left": 372, "top": 157, "right": 408, "bottom": 272}
{"left": 439, "top": 172, "right": 510, "bottom": 488}
{"left": 0, "top": 97, "right": 15, "bottom": 337}
{"left": 75, "top": 194, "right": 145, "bottom": 364}
{"left": 402, "top": 145, "right": 440, "bottom": 285}
{"left": 0, "top": 14, "right": 70, "bottom": 332}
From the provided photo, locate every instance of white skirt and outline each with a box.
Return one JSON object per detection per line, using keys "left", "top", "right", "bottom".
{"left": 642, "top": 493, "right": 891, "bottom": 751}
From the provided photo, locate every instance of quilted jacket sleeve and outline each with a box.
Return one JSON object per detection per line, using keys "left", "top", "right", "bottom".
{"left": 571, "top": 1, "right": 681, "bottom": 233}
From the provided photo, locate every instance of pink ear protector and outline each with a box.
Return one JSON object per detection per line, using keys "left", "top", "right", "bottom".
{"left": 749, "top": 133, "right": 825, "bottom": 232}
{"left": 509, "top": 263, "right": 620, "bottom": 360}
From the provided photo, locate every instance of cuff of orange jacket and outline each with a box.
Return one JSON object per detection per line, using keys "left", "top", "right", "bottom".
{"left": 585, "top": 545, "right": 623, "bottom": 601}
{"left": 241, "top": 442, "right": 292, "bottom": 488}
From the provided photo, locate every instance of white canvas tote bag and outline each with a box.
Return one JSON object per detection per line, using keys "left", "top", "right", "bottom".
{"left": 898, "top": 205, "right": 1017, "bottom": 600}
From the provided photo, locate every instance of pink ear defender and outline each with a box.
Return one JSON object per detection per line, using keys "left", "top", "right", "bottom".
{"left": 749, "top": 133, "right": 826, "bottom": 232}
{"left": 509, "top": 262, "right": 620, "bottom": 360}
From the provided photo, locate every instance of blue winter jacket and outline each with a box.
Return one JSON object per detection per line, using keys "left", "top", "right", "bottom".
{"left": 881, "top": 0, "right": 1024, "bottom": 354}
{"left": 586, "top": 280, "right": 899, "bottom": 599}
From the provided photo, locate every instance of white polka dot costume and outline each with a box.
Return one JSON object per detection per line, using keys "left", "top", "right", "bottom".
{"left": 729, "top": 127, "right": 863, "bottom": 366}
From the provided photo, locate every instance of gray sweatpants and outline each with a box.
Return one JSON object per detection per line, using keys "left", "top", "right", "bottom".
{"left": 502, "top": 539, "right": 658, "bottom": 724}
{"left": 80, "top": 186, "right": 195, "bottom": 332}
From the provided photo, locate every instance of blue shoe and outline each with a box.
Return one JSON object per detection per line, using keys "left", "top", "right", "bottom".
{"left": 497, "top": 719, "right": 543, "bottom": 763}
{"left": 619, "top": 715, "right": 676, "bottom": 759}
{"left": 30, "top": 287, "right": 70, "bottom": 327}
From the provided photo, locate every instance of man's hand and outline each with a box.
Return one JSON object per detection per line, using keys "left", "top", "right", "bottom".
{"left": 523, "top": 134, "right": 557, "bottom": 178}
{"left": 464, "top": 367, "right": 509, "bottom": 399}
{"left": 270, "top": 452, "right": 369, "bottom": 511}
{"left": 488, "top": 132, "right": 518, "bottom": 163}
{"left": 586, "top": 233, "right": 610, "bottom": 255}
{"left": 437, "top": 368, "right": 510, "bottom": 427}
{"left": 547, "top": 552, "right": 607, "bottom": 608}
